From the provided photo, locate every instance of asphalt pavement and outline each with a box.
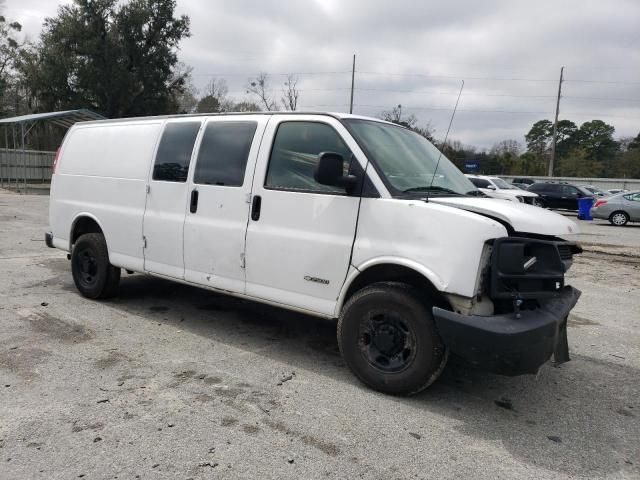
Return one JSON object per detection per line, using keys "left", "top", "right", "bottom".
{"left": 1, "top": 190, "right": 638, "bottom": 479}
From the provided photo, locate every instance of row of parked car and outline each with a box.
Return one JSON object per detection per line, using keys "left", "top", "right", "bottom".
{"left": 465, "top": 175, "right": 639, "bottom": 226}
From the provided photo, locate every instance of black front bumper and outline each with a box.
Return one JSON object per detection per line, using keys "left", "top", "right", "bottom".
{"left": 432, "top": 286, "right": 581, "bottom": 375}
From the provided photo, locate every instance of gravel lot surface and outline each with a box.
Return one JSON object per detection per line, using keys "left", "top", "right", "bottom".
{"left": 1, "top": 190, "right": 639, "bottom": 479}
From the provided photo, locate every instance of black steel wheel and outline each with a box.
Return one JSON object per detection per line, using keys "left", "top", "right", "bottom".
{"left": 338, "top": 282, "right": 447, "bottom": 395}
{"left": 71, "top": 233, "right": 120, "bottom": 299}
{"left": 359, "top": 309, "right": 417, "bottom": 374}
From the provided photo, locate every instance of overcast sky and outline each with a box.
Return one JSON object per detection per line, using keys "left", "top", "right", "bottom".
{"left": 7, "top": 0, "right": 640, "bottom": 149}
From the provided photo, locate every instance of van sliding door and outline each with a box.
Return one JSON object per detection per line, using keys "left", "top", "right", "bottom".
{"left": 183, "top": 117, "right": 268, "bottom": 293}
{"left": 142, "top": 120, "right": 202, "bottom": 278}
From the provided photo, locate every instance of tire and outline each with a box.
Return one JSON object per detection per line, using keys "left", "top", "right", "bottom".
{"left": 609, "top": 211, "right": 629, "bottom": 226}
{"left": 71, "top": 233, "right": 120, "bottom": 299}
{"left": 337, "top": 282, "right": 447, "bottom": 395}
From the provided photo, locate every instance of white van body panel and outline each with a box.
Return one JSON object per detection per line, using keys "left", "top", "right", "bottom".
{"left": 349, "top": 198, "right": 508, "bottom": 303}
{"left": 183, "top": 115, "right": 270, "bottom": 293}
{"left": 50, "top": 120, "right": 164, "bottom": 271}
{"left": 49, "top": 112, "right": 579, "bottom": 320}
{"left": 141, "top": 118, "right": 204, "bottom": 279}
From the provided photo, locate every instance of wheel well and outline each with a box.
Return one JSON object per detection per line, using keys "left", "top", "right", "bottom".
{"left": 343, "top": 264, "right": 448, "bottom": 309}
{"left": 71, "top": 217, "right": 103, "bottom": 245}
{"left": 610, "top": 210, "right": 628, "bottom": 217}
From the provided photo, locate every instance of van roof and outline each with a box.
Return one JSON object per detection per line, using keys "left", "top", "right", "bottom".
{"left": 78, "top": 111, "right": 388, "bottom": 126}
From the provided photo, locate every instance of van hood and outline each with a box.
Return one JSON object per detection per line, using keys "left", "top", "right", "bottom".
{"left": 429, "top": 197, "right": 579, "bottom": 236}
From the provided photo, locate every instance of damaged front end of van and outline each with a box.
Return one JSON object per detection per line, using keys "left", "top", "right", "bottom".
{"left": 433, "top": 235, "right": 582, "bottom": 375}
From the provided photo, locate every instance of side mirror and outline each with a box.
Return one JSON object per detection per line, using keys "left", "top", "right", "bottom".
{"left": 487, "top": 185, "right": 496, "bottom": 190}
{"left": 314, "top": 152, "right": 357, "bottom": 189}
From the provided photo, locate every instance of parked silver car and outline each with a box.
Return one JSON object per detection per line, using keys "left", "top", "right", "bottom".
{"left": 590, "top": 191, "right": 640, "bottom": 226}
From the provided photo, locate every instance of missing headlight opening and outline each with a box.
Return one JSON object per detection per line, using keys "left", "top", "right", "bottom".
{"left": 487, "top": 236, "right": 580, "bottom": 314}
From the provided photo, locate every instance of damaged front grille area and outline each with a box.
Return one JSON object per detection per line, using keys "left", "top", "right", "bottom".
{"left": 486, "top": 237, "right": 582, "bottom": 306}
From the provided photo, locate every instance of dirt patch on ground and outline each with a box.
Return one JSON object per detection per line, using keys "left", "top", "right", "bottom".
{"left": 16, "top": 308, "right": 94, "bottom": 343}
{"left": 568, "top": 313, "right": 600, "bottom": 328}
{"left": 263, "top": 419, "right": 340, "bottom": 457}
{"left": 0, "top": 347, "right": 51, "bottom": 379}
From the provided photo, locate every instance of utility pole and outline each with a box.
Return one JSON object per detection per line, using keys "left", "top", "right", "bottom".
{"left": 349, "top": 54, "right": 356, "bottom": 114}
{"left": 548, "top": 66, "right": 564, "bottom": 176}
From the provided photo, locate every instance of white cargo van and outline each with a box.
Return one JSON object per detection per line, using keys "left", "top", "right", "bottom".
{"left": 47, "top": 112, "right": 582, "bottom": 395}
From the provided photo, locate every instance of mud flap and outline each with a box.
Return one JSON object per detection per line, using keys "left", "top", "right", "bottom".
{"left": 553, "top": 317, "right": 570, "bottom": 365}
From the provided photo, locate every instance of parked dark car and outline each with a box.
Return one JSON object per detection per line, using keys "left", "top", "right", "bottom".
{"left": 511, "top": 177, "right": 535, "bottom": 186}
{"left": 527, "top": 182, "right": 594, "bottom": 210}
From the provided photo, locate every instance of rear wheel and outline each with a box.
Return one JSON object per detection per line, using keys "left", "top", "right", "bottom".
{"left": 337, "top": 282, "right": 447, "bottom": 395}
{"left": 609, "top": 211, "right": 629, "bottom": 226}
{"left": 71, "top": 233, "right": 120, "bottom": 299}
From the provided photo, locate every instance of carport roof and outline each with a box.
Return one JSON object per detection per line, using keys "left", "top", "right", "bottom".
{"left": 0, "top": 109, "right": 106, "bottom": 129}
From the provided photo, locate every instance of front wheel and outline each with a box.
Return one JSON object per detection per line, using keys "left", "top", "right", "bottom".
{"left": 71, "top": 233, "right": 121, "bottom": 299}
{"left": 609, "top": 211, "right": 629, "bottom": 226}
{"left": 337, "top": 283, "right": 447, "bottom": 395}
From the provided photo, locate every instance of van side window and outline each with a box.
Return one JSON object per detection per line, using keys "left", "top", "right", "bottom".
{"left": 153, "top": 122, "right": 201, "bottom": 182}
{"left": 265, "top": 121, "right": 351, "bottom": 193}
{"left": 194, "top": 122, "right": 257, "bottom": 186}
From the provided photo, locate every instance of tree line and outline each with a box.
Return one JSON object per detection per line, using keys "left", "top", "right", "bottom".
{"left": 435, "top": 119, "right": 640, "bottom": 179}
{"left": 1, "top": 0, "right": 638, "bottom": 178}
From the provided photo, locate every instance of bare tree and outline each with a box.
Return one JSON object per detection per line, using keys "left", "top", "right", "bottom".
{"left": 380, "top": 105, "right": 435, "bottom": 141}
{"left": 246, "top": 73, "right": 277, "bottom": 111}
{"left": 380, "top": 104, "right": 418, "bottom": 129}
{"left": 280, "top": 74, "right": 299, "bottom": 111}
{"left": 170, "top": 63, "right": 198, "bottom": 113}
{"left": 490, "top": 139, "right": 522, "bottom": 157}
{"left": 197, "top": 77, "right": 234, "bottom": 113}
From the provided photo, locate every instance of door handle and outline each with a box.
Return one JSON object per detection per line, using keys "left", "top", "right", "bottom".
{"left": 190, "top": 189, "right": 199, "bottom": 214}
{"left": 251, "top": 195, "right": 262, "bottom": 221}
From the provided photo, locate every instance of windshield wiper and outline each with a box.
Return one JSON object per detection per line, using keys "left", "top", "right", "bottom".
{"left": 402, "top": 186, "right": 462, "bottom": 195}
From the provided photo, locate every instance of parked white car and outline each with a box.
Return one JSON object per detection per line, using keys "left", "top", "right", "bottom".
{"left": 47, "top": 112, "right": 582, "bottom": 395}
{"left": 607, "top": 188, "right": 628, "bottom": 195}
{"left": 466, "top": 174, "right": 540, "bottom": 205}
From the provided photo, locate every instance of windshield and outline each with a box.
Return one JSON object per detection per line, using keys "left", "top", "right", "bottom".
{"left": 584, "top": 186, "right": 604, "bottom": 195}
{"left": 491, "top": 177, "right": 516, "bottom": 189}
{"left": 343, "top": 119, "right": 476, "bottom": 196}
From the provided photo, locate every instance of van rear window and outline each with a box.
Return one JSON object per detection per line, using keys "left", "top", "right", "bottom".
{"left": 153, "top": 122, "right": 201, "bottom": 182}
{"left": 194, "top": 122, "right": 257, "bottom": 186}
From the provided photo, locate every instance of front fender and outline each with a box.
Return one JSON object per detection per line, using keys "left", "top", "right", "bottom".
{"left": 335, "top": 257, "right": 447, "bottom": 317}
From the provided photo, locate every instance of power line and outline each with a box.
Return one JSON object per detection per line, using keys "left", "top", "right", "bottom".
{"left": 191, "top": 70, "right": 640, "bottom": 85}
{"left": 357, "top": 70, "right": 640, "bottom": 85}
{"left": 191, "top": 71, "right": 351, "bottom": 77}
{"left": 563, "top": 96, "right": 640, "bottom": 102}
{"left": 565, "top": 79, "right": 640, "bottom": 85}
{"left": 204, "top": 86, "right": 640, "bottom": 103}
{"left": 355, "top": 71, "right": 559, "bottom": 82}
{"left": 354, "top": 104, "right": 553, "bottom": 114}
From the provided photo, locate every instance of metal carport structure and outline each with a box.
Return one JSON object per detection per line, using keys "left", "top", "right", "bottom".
{"left": 0, "top": 109, "right": 106, "bottom": 193}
